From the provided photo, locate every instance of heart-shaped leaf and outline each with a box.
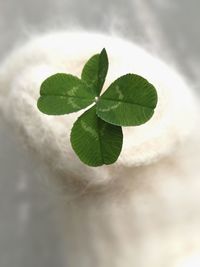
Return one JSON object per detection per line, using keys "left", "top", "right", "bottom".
{"left": 37, "top": 73, "right": 95, "bottom": 115}
{"left": 70, "top": 105, "right": 123, "bottom": 166}
{"left": 96, "top": 74, "right": 158, "bottom": 126}
{"left": 81, "top": 48, "right": 108, "bottom": 96}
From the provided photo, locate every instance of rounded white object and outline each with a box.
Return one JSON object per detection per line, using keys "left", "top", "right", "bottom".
{"left": 0, "top": 32, "right": 197, "bottom": 186}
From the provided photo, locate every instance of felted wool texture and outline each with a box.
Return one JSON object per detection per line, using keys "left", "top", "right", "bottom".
{"left": 0, "top": 31, "right": 197, "bottom": 189}
{"left": 1, "top": 32, "right": 200, "bottom": 267}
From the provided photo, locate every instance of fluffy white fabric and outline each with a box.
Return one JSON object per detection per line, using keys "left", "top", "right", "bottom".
{"left": 0, "top": 32, "right": 197, "bottom": 186}
{"left": 0, "top": 32, "right": 200, "bottom": 267}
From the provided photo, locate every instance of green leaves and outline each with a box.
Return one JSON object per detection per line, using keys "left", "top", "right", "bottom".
{"left": 81, "top": 48, "right": 108, "bottom": 96}
{"left": 71, "top": 106, "right": 123, "bottom": 166}
{"left": 96, "top": 74, "right": 157, "bottom": 126}
{"left": 38, "top": 74, "right": 95, "bottom": 115}
{"left": 37, "top": 48, "right": 158, "bottom": 167}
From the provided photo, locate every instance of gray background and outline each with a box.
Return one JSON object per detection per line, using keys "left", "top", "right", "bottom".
{"left": 0, "top": 1, "right": 199, "bottom": 266}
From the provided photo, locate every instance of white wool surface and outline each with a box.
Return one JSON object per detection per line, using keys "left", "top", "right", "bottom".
{"left": 0, "top": 32, "right": 200, "bottom": 267}
{"left": 0, "top": 32, "right": 197, "bottom": 187}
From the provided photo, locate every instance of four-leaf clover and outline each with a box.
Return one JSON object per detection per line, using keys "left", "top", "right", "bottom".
{"left": 37, "top": 49, "right": 158, "bottom": 167}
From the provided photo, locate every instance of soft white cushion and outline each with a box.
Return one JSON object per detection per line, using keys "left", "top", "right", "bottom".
{"left": 0, "top": 32, "right": 197, "bottom": 187}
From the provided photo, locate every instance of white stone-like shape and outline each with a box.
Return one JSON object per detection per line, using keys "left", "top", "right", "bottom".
{"left": 0, "top": 32, "right": 200, "bottom": 267}
{"left": 0, "top": 32, "right": 197, "bottom": 186}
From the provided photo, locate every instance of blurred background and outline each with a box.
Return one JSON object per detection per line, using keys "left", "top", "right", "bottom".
{"left": 0, "top": 1, "right": 199, "bottom": 266}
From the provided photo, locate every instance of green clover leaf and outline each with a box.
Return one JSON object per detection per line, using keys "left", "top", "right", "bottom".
{"left": 96, "top": 74, "right": 158, "bottom": 126}
{"left": 81, "top": 48, "right": 108, "bottom": 96}
{"left": 37, "top": 48, "right": 158, "bottom": 167}
{"left": 70, "top": 105, "right": 123, "bottom": 167}
{"left": 37, "top": 74, "right": 96, "bottom": 115}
